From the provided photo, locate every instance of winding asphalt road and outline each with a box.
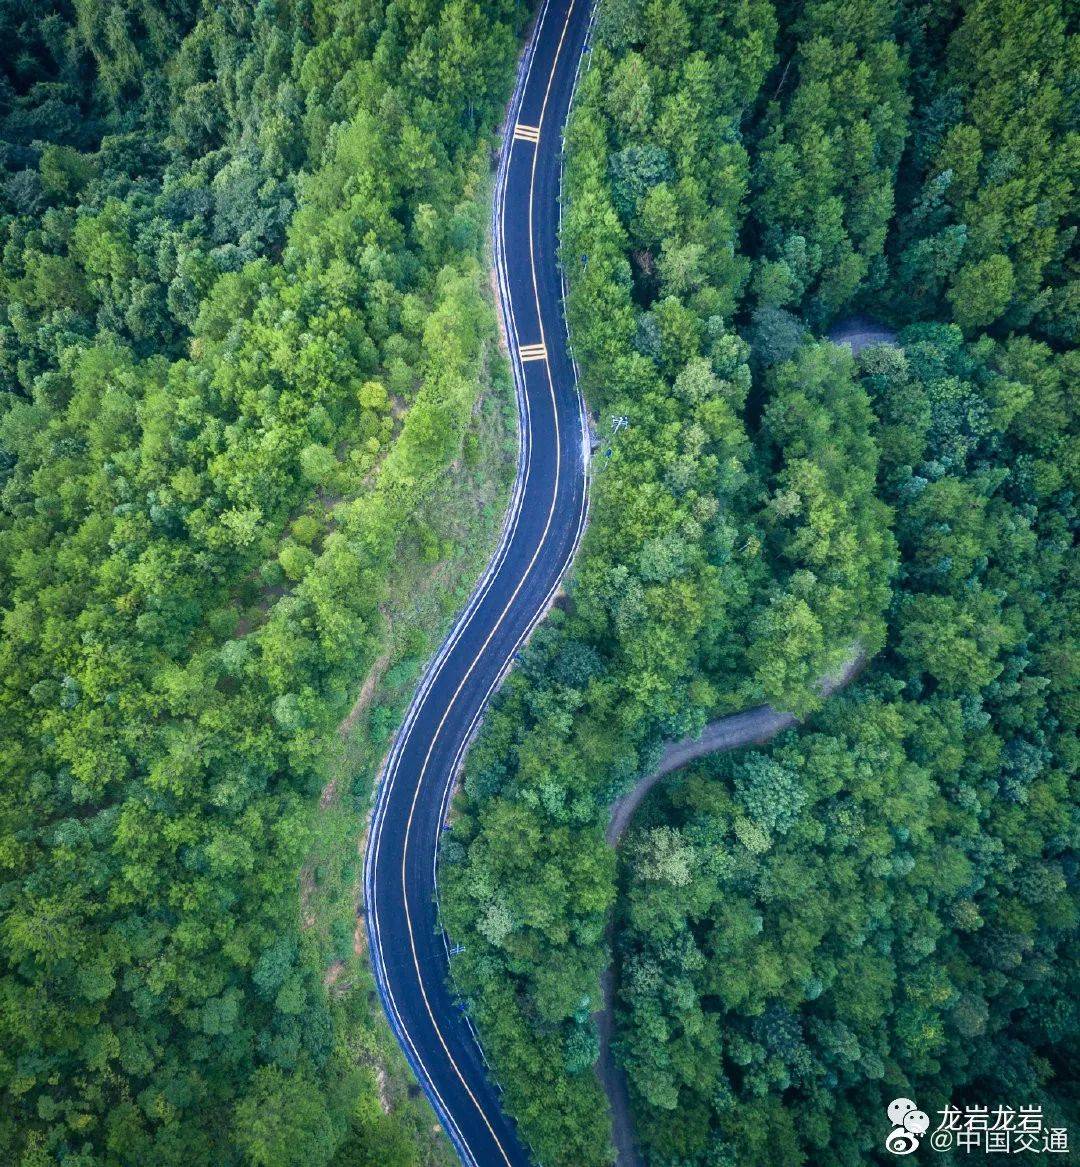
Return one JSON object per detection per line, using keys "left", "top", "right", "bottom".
{"left": 363, "top": 2, "right": 595, "bottom": 1164}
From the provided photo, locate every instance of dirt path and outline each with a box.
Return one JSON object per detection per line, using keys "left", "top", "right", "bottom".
{"left": 595, "top": 650, "right": 867, "bottom": 1166}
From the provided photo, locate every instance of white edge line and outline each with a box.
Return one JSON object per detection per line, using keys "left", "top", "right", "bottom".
{"left": 361, "top": 1, "right": 588, "bottom": 1165}
{"left": 431, "top": 0, "right": 600, "bottom": 1149}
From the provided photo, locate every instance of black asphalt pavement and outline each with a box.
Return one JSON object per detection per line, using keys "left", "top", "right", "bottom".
{"left": 363, "top": 2, "right": 594, "bottom": 1164}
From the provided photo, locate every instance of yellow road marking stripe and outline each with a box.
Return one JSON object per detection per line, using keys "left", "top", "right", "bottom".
{"left": 518, "top": 343, "right": 547, "bottom": 360}
{"left": 513, "top": 122, "right": 541, "bottom": 142}
{"left": 380, "top": 3, "right": 582, "bottom": 1166}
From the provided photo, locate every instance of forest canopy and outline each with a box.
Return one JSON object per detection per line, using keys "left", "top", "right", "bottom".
{"left": 0, "top": 0, "right": 525, "bottom": 1163}
{"left": 441, "top": 0, "right": 1078, "bottom": 1164}
{"left": 0, "top": 0, "right": 1075, "bottom": 1165}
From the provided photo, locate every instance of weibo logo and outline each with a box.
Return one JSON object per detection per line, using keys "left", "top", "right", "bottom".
{"left": 887, "top": 1098, "right": 931, "bottom": 1155}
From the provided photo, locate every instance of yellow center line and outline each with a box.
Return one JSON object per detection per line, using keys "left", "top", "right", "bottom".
{"left": 393, "top": 1, "right": 582, "bottom": 1164}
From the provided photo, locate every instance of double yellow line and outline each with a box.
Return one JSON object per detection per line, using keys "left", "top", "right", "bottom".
{"left": 367, "top": 2, "right": 586, "bottom": 1165}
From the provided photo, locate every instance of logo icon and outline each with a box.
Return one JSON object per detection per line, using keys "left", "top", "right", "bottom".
{"left": 887, "top": 1098, "right": 931, "bottom": 1155}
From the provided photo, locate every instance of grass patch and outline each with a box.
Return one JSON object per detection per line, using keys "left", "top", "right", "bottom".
{"left": 301, "top": 285, "right": 517, "bottom": 1163}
